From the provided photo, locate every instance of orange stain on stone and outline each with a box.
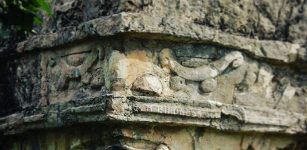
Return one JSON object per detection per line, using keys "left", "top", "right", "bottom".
{"left": 126, "top": 50, "right": 153, "bottom": 62}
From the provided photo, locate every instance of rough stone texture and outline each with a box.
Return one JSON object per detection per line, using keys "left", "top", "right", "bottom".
{"left": 1, "top": 0, "right": 307, "bottom": 149}
{"left": 40, "top": 41, "right": 104, "bottom": 105}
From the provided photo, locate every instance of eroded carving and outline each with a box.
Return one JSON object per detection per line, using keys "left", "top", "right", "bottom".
{"left": 40, "top": 43, "right": 104, "bottom": 104}
{"left": 159, "top": 48, "right": 244, "bottom": 100}
{"left": 106, "top": 50, "right": 169, "bottom": 97}
{"left": 200, "top": 78, "right": 217, "bottom": 93}
{"left": 132, "top": 74, "right": 163, "bottom": 96}
{"left": 160, "top": 48, "right": 244, "bottom": 81}
{"left": 56, "top": 50, "right": 98, "bottom": 90}
{"left": 221, "top": 105, "right": 246, "bottom": 121}
{"left": 156, "top": 45, "right": 306, "bottom": 115}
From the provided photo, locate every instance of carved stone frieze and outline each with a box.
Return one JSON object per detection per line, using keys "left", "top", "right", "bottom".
{"left": 40, "top": 42, "right": 104, "bottom": 104}
{"left": 93, "top": 39, "right": 307, "bottom": 117}
{"left": 5, "top": 39, "right": 307, "bottom": 136}
{"left": 159, "top": 48, "right": 245, "bottom": 100}
{"left": 2, "top": 1, "right": 307, "bottom": 149}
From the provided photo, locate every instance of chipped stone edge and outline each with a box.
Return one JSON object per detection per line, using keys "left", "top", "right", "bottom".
{"left": 17, "top": 13, "right": 304, "bottom": 64}
{"left": 0, "top": 96, "right": 108, "bottom": 135}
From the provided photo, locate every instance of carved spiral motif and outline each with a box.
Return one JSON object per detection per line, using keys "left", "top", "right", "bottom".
{"left": 160, "top": 48, "right": 244, "bottom": 95}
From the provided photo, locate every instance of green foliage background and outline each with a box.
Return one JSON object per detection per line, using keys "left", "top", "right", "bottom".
{"left": 0, "top": 0, "right": 51, "bottom": 39}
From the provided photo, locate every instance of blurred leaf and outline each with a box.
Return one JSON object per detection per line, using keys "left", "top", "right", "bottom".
{"left": 36, "top": 0, "right": 52, "bottom": 15}
{"left": 0, "top": 0, "right": 52, "bottom": 39}
{"left": 33, "top": 16, "right": 42, "bottom": 25}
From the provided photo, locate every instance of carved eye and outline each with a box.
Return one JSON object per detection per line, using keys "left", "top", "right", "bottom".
{"left": 64, "top": 52, "right": 87, "bottom": 67}
{"left": 170, "top": 76, "right": 186, "bottom": 91}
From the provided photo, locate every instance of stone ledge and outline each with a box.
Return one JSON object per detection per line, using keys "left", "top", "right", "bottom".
{"left": 17, "top": 13, "right": 304, "bottom": 64}
{"left": 0, "top": 95, "right": 305, "bottom": 135}
{"left": 123, "top": 96, "right": 306, "bottom": 134}
{"left": 0, "top": 96, "right": 108, "bottom": 135}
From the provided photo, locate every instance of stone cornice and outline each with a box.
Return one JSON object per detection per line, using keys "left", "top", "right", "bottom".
{"left": 17, "top": 13, "right": 304, "bottom": 64}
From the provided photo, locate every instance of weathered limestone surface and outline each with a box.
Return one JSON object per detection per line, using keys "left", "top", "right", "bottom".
{"left": 1, "top": 0, "right": 307, "bottom": 149}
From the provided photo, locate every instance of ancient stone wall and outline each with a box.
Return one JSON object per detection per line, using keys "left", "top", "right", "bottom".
{"left": 0, "top": 0, "right": 307, "bottom": 149}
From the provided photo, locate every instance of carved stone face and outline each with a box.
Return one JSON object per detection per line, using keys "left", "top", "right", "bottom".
{"left": 40, "top": 42, "right": 104, "bottom": 104}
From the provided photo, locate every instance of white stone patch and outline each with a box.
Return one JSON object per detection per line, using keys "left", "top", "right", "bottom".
{"left": 144, "top": 75, "right": 163, "bottom": 95}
